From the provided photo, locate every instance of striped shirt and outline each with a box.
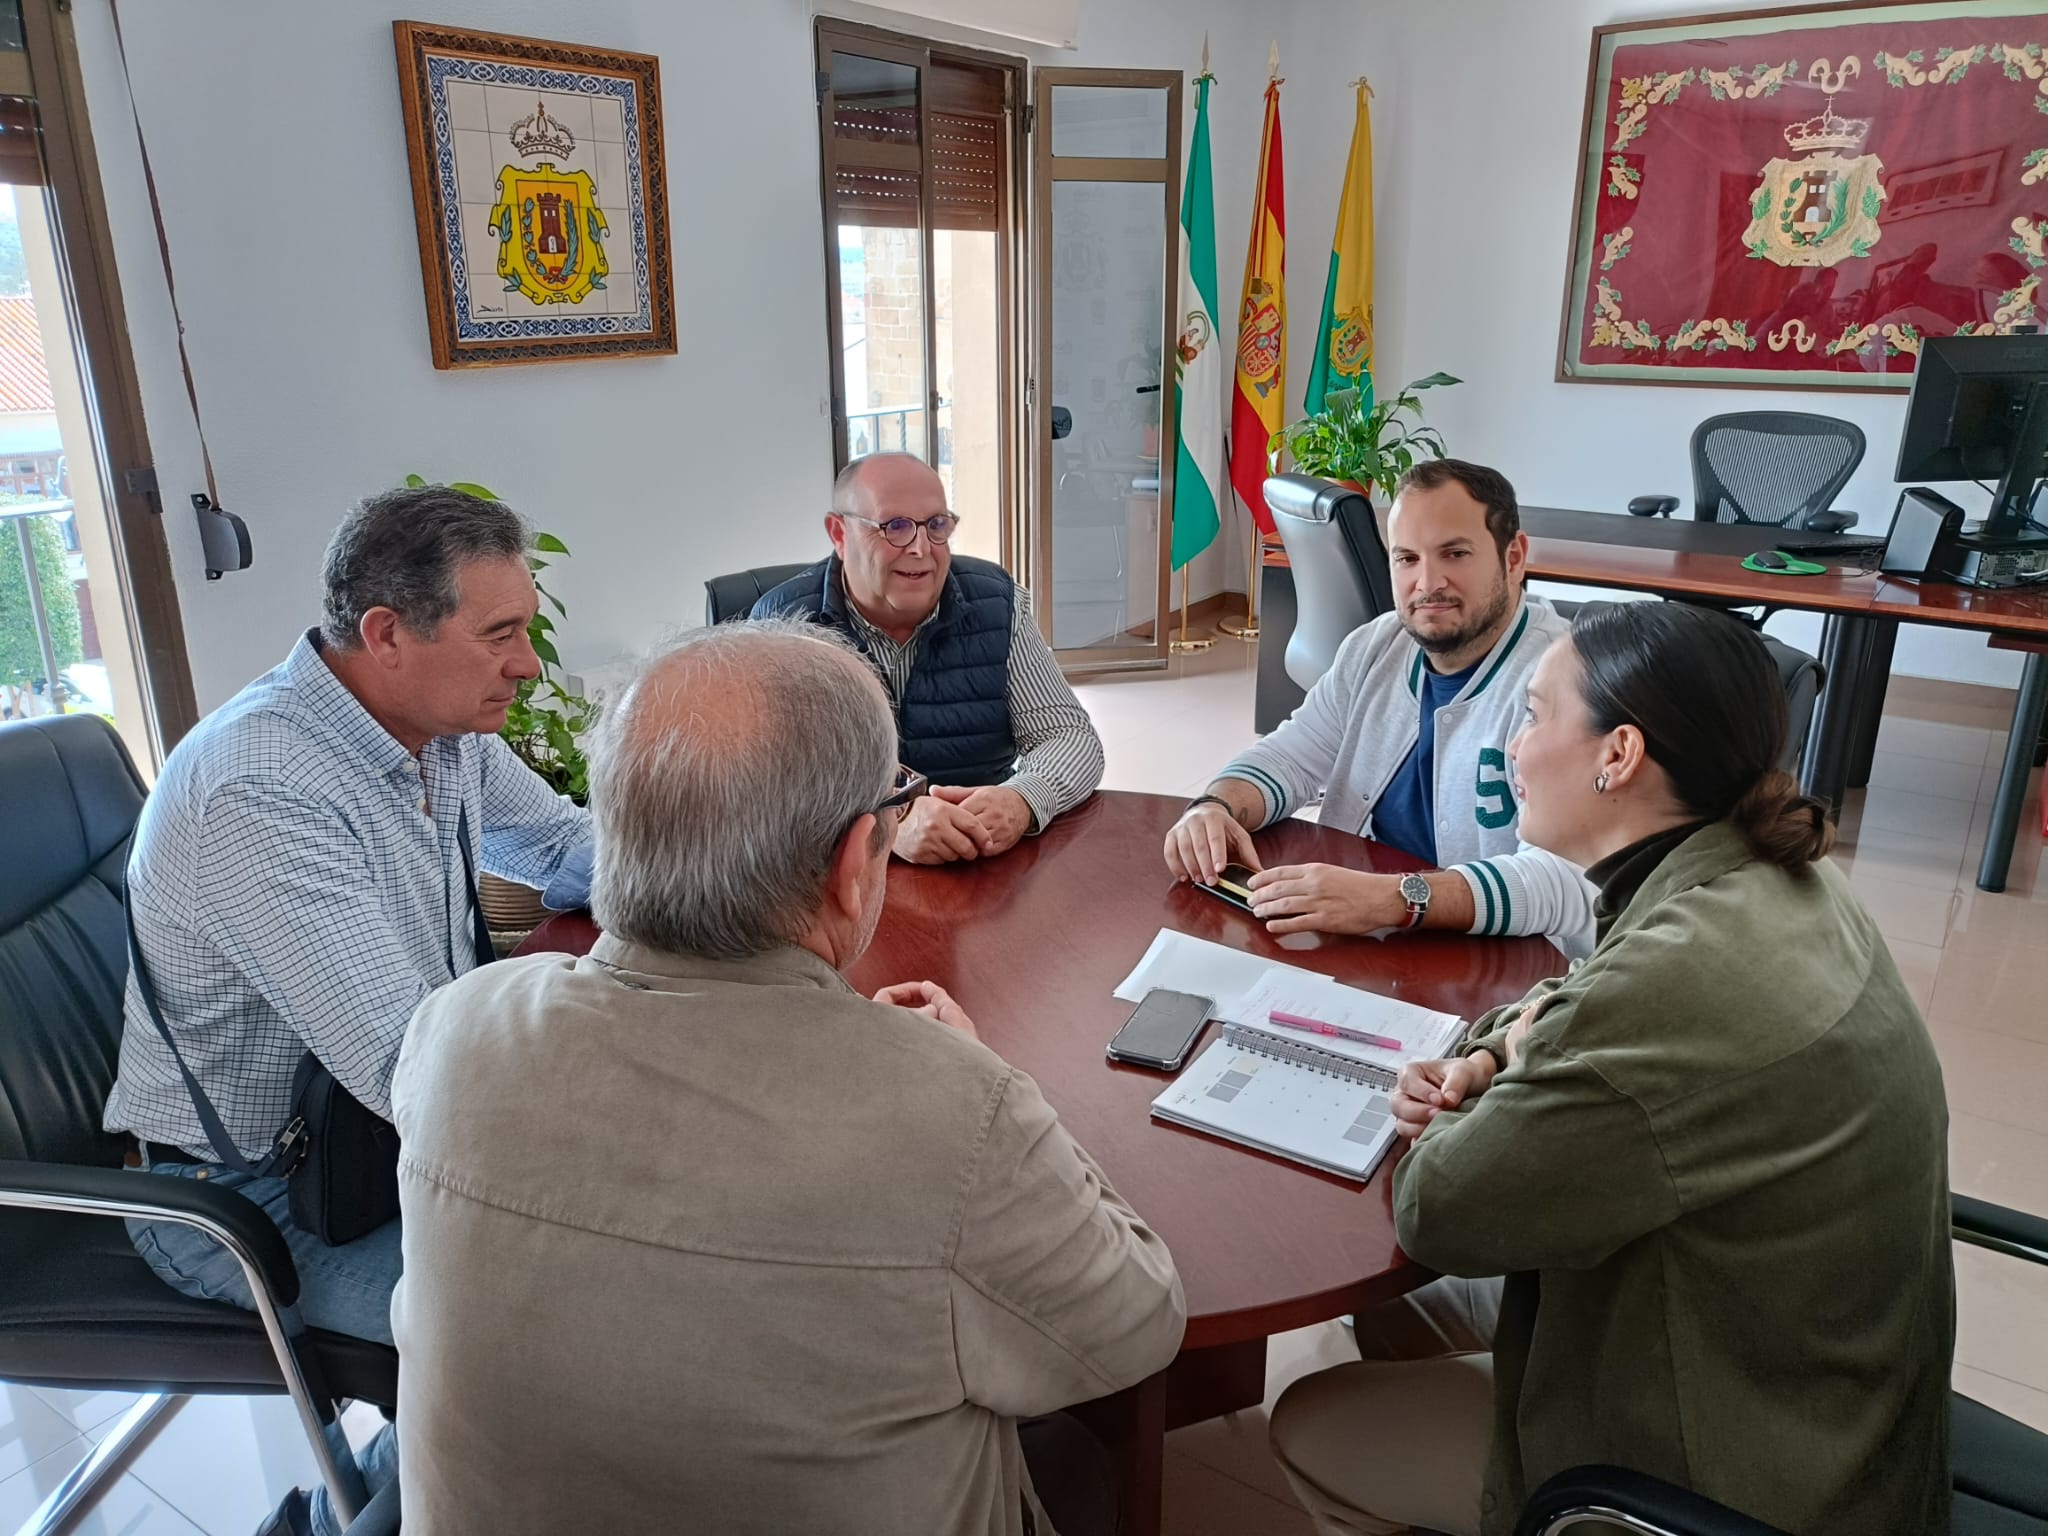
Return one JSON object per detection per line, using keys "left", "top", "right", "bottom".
{"left": 104, "top": 630, "right": 594, "bottom": 1159}
{"left": 844, "top": 583, "right": 1104, "bottom": 830}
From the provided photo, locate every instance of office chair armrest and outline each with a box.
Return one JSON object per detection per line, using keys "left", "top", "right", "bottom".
{"left": 0, "top": 1157, "right": 301, "bottom": 1308}
{"left": 1801, "top": 509, "right": 1858, "bottom": 533}
{"left": 1517, "top": 1466, "right": 1792, "bottom": 1536}
{"left": 1628, "top": 495, "right": 1680, "bottom": 518}
{"left": 1954, "top": 1192, "right": 2048, "bottom": 1267}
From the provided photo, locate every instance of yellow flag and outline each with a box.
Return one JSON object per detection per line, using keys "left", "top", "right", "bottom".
{"left": 1307, "top": 82, "right": 1374, "bottom": 414}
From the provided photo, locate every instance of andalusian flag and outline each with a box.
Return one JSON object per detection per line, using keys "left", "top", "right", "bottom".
{"left": 1306, "top": 82, "right": 1375, "bottom": 416}
{"left": 1169, "top": 72, "right": 1222, "bottom": 571}
{"left": 1229, "top": 77, "right": 1286, "bottom": 536}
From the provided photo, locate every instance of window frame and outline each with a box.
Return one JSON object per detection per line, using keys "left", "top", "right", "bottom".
{"left": 812, "top": 18, "right": 1027, "bottom": 573}
{"left": 19, "top": 0, "right": 197, "bottom": 758}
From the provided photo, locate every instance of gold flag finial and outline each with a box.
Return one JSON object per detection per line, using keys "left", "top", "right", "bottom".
{"left": 1200, "top": 31, "right": 1210, "bottom": 76}
{"left": 1268, "top": 41, "right": 1280, "bottom": 79}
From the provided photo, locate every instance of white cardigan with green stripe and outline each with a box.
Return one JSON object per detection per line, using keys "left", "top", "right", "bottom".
{"left": 1221, "top": 594, "right": 1598, "bottom": 960}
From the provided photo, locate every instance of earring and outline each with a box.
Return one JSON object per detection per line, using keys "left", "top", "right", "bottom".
{"left": 1594, "top": 772, "right": 1609, "bottom": 794}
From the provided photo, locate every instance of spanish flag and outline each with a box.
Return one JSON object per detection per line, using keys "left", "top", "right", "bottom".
{"left": 1306, "top": 82, "right": 1374, "bottom": 416}
{"left": 1229, "top": 77, "right": 1286, "bottom": 536}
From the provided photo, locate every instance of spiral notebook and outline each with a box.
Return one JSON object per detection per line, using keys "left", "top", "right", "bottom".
{"left": 1149, "top": 966, "right": 1465, "bottom": 1182}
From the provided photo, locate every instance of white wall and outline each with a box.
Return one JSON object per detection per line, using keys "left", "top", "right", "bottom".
{"left": 75, "top": 0, "right": 836, "bottom": 711}
{"left": 1366, "top": 0, "right": 2021, "bottom": 688}
{"left": 75, "top": 0, "right": 1383, "bottom": 711}
{"left": 94, "top": 0, "right": 1983, "bottom": 705}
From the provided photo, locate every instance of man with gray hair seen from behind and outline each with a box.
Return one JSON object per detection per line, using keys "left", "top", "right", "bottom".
{"left": 390, "top": 619, "right": 1185, "bottom": 1535}
{"left": 752, "top": 452, "right": 1105, "bottom": 863}
{"left": 106, "top": 484, "right": 594, "bottom": 1536}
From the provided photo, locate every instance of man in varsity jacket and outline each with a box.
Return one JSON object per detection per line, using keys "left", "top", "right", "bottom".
{"left": 1164, "top": 459, "right": 1599, "bottom": 958}
{"left": 754, "top": 453, "right": 1105, "bottom": 865}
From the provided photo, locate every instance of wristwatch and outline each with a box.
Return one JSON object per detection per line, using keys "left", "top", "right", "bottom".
{"left": 1398, "top": 872, "right": 1432, "bottom": 929}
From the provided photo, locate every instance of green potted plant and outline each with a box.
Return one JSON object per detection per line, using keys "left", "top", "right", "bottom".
{"left": 1273, "top": 372, "right": 1461, "bottom": 500}
{"left": 404, "top": 474, "right": 594, "bottom": 936}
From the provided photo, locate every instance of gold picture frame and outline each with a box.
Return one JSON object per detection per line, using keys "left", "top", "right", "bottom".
{"left": 394, "top": 21, "right": 676, "bottom": 368}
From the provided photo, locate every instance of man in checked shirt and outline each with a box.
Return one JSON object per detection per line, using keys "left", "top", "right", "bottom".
{"left": 752, "top": 453, "right": 1105, "bottom": 862}
{"left": 104, "top": 485, "right": 593, "bottom": 1535}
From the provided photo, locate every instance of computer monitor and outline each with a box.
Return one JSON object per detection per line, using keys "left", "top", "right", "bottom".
{"left": 1895, "top": 333, "right": 2048, "bottom": 537}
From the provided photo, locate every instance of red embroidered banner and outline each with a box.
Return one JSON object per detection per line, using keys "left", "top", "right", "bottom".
{"left": 1560, "top": 4, "right": 2048, "bottom": 389}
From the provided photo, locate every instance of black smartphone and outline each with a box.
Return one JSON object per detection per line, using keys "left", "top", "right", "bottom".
{"left": 1106, "top": 988, "right": 1214, "bottom": 1071}
{"left": 1194, "top": 864, "right": 1259, "bottom": 914}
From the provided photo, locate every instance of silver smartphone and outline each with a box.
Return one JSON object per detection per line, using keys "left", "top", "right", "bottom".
{"left": 1106, "top": 987, "right": 1214, "bottom": 1072}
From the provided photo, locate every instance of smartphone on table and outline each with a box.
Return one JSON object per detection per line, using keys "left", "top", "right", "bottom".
{"left": 1106, "top": 988, "right": 1214, "bottom": 1071}
{"left": 1194, "top": 864, "right": 1259, "bottom": 914}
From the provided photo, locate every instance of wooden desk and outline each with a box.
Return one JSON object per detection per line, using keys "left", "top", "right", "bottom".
{"left": 516, "top": 791, "right": 1561, "bottom": 1534}
{"left": 1867, "top": 575, "right": 2048, "bottom": 890}
{"left": 1259, "top": 509, "right": 2048, "bottom": 890}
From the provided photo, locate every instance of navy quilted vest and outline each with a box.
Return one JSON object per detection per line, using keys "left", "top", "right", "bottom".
{"left": 752, "top": 555, "right": 1018, "bottom": 787}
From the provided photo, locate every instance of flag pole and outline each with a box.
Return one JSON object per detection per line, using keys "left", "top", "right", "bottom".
{"left": 1169, "top": 564, "right": 1213, "bottom": 653}
{"left": 1220, "top": 41, "right": 1283, "bottom": 644}
{"left": 1217, "top": 521, "right": 1262, "bottom": 640}
{"left": 1168, "top": 34, "right": 1218, "bottom": 656}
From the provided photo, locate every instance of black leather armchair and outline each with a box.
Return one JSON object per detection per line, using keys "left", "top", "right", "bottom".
{"left": 0, "top": 715, "right": 392, "bottom": 1532}
{"left": 1513, "top": 1195, "right": 2048, "bottom": 1535}
{"left": 704, "top": 562, "right": 815, "bottom": 626}
{"left": 1264, "top": 474, "right": 1396, "bottom": 692}
{"left": 1630, "top": 411, "right": 1865, "bottom": 533}
{"left": 1547, "top": 600, "right": 1821, "bottom": 774}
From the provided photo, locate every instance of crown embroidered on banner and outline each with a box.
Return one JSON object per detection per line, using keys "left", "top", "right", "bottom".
{"left": 1783, "top": 100, "right": 1871, "bottom": 154}
{"left": 510, "top": 100, "right": 577, "bottom": 160}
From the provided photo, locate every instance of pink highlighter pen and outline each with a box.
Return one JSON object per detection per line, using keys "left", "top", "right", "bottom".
{"left": 1268, "top": 1009, "right": 1403, "bottom": 1052}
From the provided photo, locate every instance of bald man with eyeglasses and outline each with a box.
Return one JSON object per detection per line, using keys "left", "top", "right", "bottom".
{"left": 753, "top": 453, "right": 1106, "bottom": 863}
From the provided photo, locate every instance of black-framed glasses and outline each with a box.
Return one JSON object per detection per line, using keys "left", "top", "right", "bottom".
{"left": 842, "top": 511, "right": 960, "bottom": 549}
{"left": 872, "top": 764, "right": 929, "bottom": 819}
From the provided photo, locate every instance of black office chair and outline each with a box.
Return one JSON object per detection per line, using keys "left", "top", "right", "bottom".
{"left": 1264, "top": 474, "right": 1396, "bottom": 692}
{"left": 1512, "top": 1194, "right": 2048, "bottom": 1536}
{"left": 1630, "top": 411, "right": 1864, "bottom": 532}
{"left": 704, "top": 562, "right": 815, "bottom": 626}
{"left": 1548, "top": 599, "right": 1821, "bottom": 774}
{"left": 0, "top": 714, "right": 392, "bottom": 1533}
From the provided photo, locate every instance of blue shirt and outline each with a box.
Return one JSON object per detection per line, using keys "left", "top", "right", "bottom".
{"left": 105, "top": 630, "right": 594, "bottom": 1158}
{"left": 1368, "top": 657, "right": 1481, "bottom": 865}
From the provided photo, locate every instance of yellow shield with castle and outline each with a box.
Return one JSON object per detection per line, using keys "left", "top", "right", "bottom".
{"left": 1742, "top": 150, "right": 1886, "bottom": 269}
{"left": 489, "top": 161, "right": 610, "bottom": 306}
{"left": 1327, "top": 304, "right": 1374, "bottom": 381}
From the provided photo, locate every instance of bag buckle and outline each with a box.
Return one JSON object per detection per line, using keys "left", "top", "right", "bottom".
{"left": 271, "top": 1115, "right": 308, "bottom": 1168}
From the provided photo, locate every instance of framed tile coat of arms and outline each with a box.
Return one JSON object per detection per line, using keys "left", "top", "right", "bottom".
{"left": 1558, "top": 1, "right": 2048, "bottom": 390}
{"left": 394, "top": 22, "right": 677, "bottom": 368}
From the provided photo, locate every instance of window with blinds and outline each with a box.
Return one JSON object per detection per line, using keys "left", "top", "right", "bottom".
{"left": 815, "top": 21, "right": 1021, "bottom": 569}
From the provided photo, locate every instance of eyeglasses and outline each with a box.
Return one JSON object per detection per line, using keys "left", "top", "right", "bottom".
{"left": 842, "top": 511, "right": 960, "bottom": 549}
{"left": 871, "top": 764, "right": 929, "bottom": 819}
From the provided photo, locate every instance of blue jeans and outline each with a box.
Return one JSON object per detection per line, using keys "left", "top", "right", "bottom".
{"left": 126, "top": 1163, "right": 402, "bottom": 1344}
{"left": 126, "top": 1163, "right": 402, "bottom": 1536}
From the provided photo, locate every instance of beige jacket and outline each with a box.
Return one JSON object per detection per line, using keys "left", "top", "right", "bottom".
{"left": 389, "top": 934, "right": 1186, "bottom": 1535}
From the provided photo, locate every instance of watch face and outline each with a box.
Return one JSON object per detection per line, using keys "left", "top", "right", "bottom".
{"left": 1399, "top": 873, "right": 1432, "bottom": 904}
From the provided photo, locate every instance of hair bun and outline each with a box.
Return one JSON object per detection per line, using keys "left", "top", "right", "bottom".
{"left": 1730, "top": 769, "right": 1834, "bottom": 869}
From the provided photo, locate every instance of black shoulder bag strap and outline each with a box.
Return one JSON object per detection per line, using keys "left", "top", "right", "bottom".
{"left": 456, "top": 802, "right": 495, "bottom": 971}
{"left": 123, "top": 884, "right": 305, "bottom": 1177}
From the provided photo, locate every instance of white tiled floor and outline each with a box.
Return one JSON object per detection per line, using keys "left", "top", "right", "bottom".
{"left": 5, "top": 644, "right": 2040, "bottom": 1534}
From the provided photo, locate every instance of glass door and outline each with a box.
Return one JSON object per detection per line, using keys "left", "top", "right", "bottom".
{"left": 1032, "top": 70, "right": 1181, "bottom": 671}
{"left": 816, "top": 23, "right": 1021, "bottom": 569}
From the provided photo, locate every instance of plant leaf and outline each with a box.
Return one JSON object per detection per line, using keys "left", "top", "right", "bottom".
{"left": 449, "top": 480, "right": 499, "bottom": 501}
{"left": 403, "top": 473, "right": 427, "bottom": 488}
{"left": 532, "top": 532, "right": 570, "bottom": 554}
{"left": 532, "top": 634, "right": 561, "bottom": 667}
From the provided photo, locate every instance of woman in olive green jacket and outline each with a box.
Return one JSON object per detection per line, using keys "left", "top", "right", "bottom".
{"left": 1271, "top": 602, "right": 1952, "bottom": 1536}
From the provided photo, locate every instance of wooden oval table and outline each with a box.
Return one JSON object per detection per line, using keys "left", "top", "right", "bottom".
{"left": 517, "top": 790, "right": 1562, "bottom": 1532}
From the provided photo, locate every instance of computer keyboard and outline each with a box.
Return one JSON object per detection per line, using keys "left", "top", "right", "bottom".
{"left": 1773, "top": 533, "right": 1886, "bottom": 557}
